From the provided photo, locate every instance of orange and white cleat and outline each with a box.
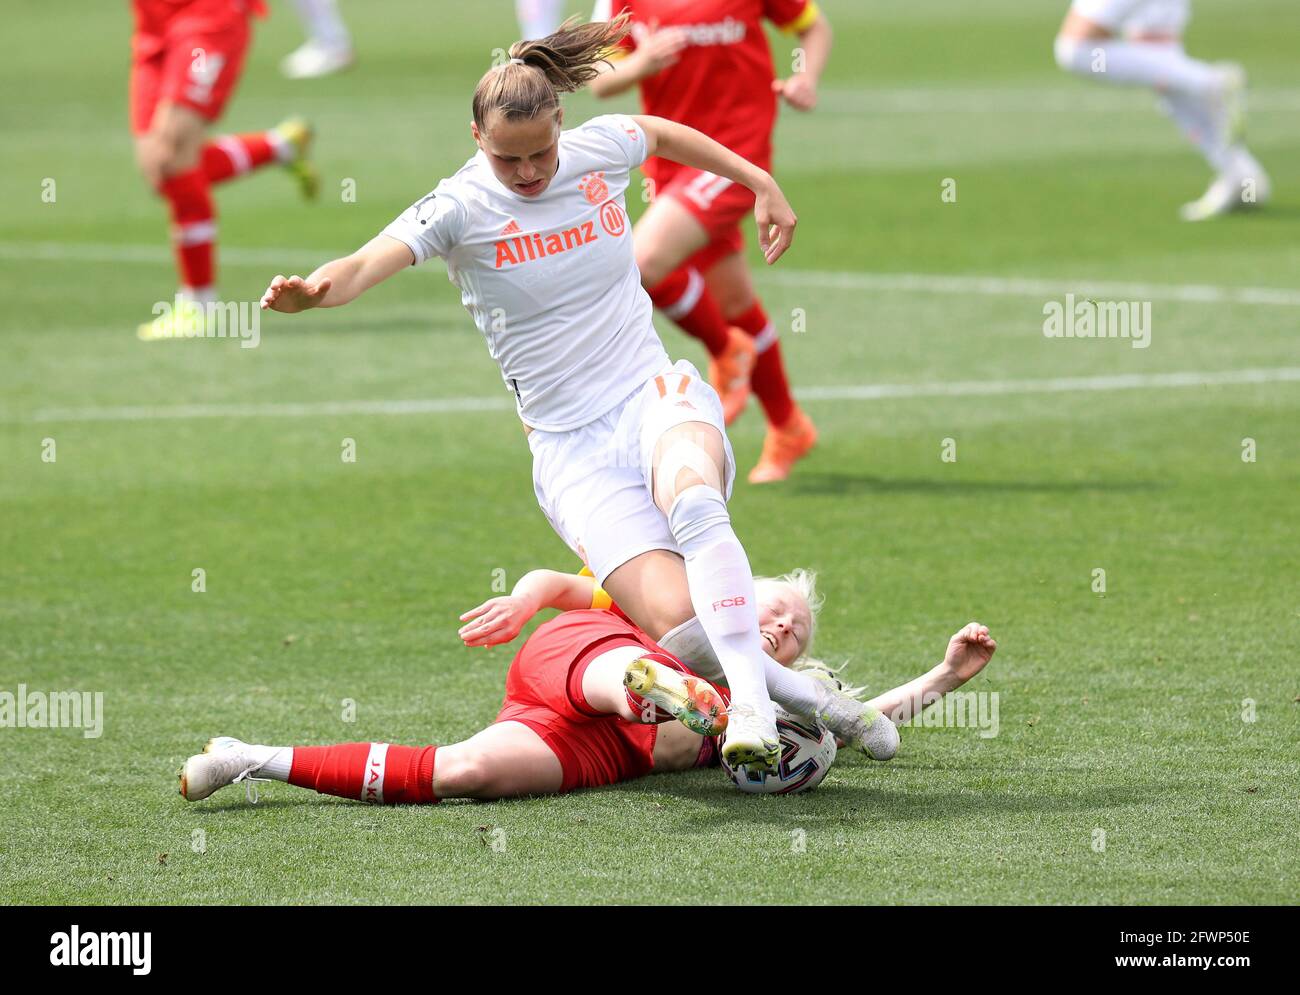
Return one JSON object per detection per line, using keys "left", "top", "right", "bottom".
{"left": 708, "top": 327, "right": 756, "bottom": 425}
{"left": 624, "top": 657, "right": 729, "bottom": 737}
{"left": 748, "top": 406, "right": 818, "bottom": 484}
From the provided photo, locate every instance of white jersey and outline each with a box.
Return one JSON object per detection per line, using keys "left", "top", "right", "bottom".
{"left": 1069, "top": 0, "right": 1189, "bottom": 35}
{"left": 382, "top": 114, "right": 670, "bottom": 432}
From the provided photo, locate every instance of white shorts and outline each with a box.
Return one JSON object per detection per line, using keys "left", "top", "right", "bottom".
{"left": 528, "top": 359, "right": 737, "bottom": 585}
{"left": 1070, "top": 0, "right": 1189, "bottom": 35}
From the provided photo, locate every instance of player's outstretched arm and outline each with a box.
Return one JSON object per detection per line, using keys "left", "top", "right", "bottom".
{"left": 458, "top": 570, "right": 597, "bottom": 647}
{"left": 260, "top": 234, "right": 413, "bottom": 312}
{"left": 866, "top": 623, "right": 998, "bottom": 725}
{"left": 633, "top": 114, "right": 798, "bottom": 265}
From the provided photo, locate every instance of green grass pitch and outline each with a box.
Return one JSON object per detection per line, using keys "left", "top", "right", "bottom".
{"left": 1, "top": 0, "right": 1297, "bottom": 904}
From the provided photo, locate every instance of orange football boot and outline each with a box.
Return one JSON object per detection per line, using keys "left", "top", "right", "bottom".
{"left": 748, "top": 406, "right": 818, "bottom": 484}
{"left": 708, "top": 327, "right": 756, "bottom": 425}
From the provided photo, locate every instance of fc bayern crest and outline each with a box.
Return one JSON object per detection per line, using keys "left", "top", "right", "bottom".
{"left": 599, "top": 201, "right": 626, "bottom": 236}
{"left": 579, "top": 171, "right": 609, "bottom": 205}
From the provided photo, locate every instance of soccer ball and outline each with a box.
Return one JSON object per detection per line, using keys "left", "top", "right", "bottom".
{"left": 722, "top": 709, "right": 837, "bottom": 794}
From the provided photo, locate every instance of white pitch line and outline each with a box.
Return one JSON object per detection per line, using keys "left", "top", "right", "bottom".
{"left": 814, "top": 86, "right": 1300, "bottom": 115}
{"left": 13, "top": 368, "right": 1298, "bottom": 425}
{"left": 760, "top": 269, "right": 1300, "bottom": 309}
{"left": 3, "top": 241, "right": 1300, "bottom": 309}
{"left": 799, "top": 367, "right": 1300, "bottom": 401}
{"left": 19, "top": 396, "right": 513, "bottom": 424}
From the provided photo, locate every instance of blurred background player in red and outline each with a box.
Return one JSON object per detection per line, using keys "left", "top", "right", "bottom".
{"left": 131, "top": 0, "right": 318, "bottom": 340}
{"left": 590, "top": 0, "right": 833, "bottom": 483}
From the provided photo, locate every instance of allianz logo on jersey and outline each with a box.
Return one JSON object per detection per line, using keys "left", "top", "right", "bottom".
{"left": 631, "top": 18, "right": 746, "bottom": 47}
{"left": 493, "top": 200, "right": 627, "bottom": 269}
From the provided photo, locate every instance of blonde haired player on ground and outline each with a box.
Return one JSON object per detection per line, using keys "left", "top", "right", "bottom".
{"left": 462, "top": 563, "right": 863, "bottom": 730}
{"left": 1053, "top": 0, "right": 1270, "bottom": 220}
{"left": 259, "top": 17, "right": 895, "bottom": 775}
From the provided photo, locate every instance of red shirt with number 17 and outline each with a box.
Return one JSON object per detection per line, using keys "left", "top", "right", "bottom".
{"left": 594, "top": 0, "right": 819, "bottom": 171}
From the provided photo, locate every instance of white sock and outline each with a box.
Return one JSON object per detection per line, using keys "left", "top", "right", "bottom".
{"left": 1054, "top": 37, "right": 1219, "bottom": 95}
{"left": 658, "top": 614, "right": 827, "bottom": 717}
{"left": 516, "top": 0, "right": 564, "bottom": 40}
{"left": 657, "top": 616, "right": 724, "bottom": 684}
{"left": 292, "top": 0, "right": 351, "bottom": 49}
{"left": 248, "top": 744, "right": 293, "bottom": 781}
{"left": 1159, "top": 92, "right": 1233, "bottom": 171}
{"left": 763, "top": 657, "right": 823, "bottom": 716}
{"left": 178, "top": 285, "right": 217, "bottom": 304}
{"left": 666, "top": 488, "right": 774, "bottom": 724}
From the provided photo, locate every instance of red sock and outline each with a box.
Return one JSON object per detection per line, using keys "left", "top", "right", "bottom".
{"left": 289, "top": 743, "right": 440, "bottom": 804}
{"left": 202, "top": 133, "right": 278, "bottom": 185}
{"left": 732, "top": 301, "right": 795, "bottom": 427}
{"left": 158, "top": 167, "right": 215, "bottom": 292}
{"left": 646, "top": 267, "right": 731, "bottom": 357}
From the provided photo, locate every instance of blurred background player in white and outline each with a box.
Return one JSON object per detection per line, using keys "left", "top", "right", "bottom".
{"left": 516, "top": 0, "right": 565, "bottom": 40}
{"left": 281, "top": 0, "right": 354, "bottom": 78}
{"left": 257, "top": 18, "right": 889, "bottom": 774}
{"left": 1054, "top": 0, "right": 1270, "bottom": 220}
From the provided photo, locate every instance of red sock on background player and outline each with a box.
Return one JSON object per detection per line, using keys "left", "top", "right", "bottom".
{"left": 731, "top": 299, "right": 795, "bottom": 427}
{"left": 289, "top": 742, "right": 440, "bottom": 804}
{"left": 158, "top": 167, "right": 216, "bottom": 298}
{"left": 201, "top": 130, "right": 284, "bottom": 185}
{"left": 154, "top": 130, "right": 296, "bottom": 300}
{"left": 645, "top": 267, "right": 730, "bottom": 357}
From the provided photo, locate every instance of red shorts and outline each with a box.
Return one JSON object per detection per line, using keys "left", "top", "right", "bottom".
{"left": 495, "top": 610, "right": 715, "bottom": 793}
{"left": 130, "top": 0, "right": 255, "bottom": 135}
{"left": 647, "top": 157, "right": 758, "bottom": 273}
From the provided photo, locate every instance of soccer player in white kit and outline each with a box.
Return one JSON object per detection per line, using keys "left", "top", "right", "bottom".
{"left": 260, "top": 16, "right": 898, "bottom": 773}
{"left": 1054, "top": 0, "right": 1270, "bottom": 220}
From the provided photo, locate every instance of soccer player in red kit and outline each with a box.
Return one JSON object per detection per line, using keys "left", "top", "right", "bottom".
{"left": 130, "top": 0, "right": 318, "bottom": 341}
{"left": 590, "top": 0, "right": 834, "bottom": 483}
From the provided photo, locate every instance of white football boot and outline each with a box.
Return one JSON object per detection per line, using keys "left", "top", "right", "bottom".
{"left": 1180, "top": 148, "right": 1272, "bottom": 221}
{"left": 178, "top": 737, "right": 272, "bottom": 803}
{"left": 1181, "top": 65, "right": 1271, "bottom": 221}
{"left": 280, "top": 40, "right": 355, "bottom": 80}
{"left": 811, "top": 681, "right": 900, "bottom": 761}
{"left": 721, "top": 706, "right": 781, "bottom": 773}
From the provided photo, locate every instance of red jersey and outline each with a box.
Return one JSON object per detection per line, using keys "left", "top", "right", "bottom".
{"left": 133, "top": 0, "right": 265, "bottom": 33}
{"left": 597, "top": 0, "right": 819, "bottom": 170}
{"left": 128, "top": 0, "right": 264, "bottom": 133}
